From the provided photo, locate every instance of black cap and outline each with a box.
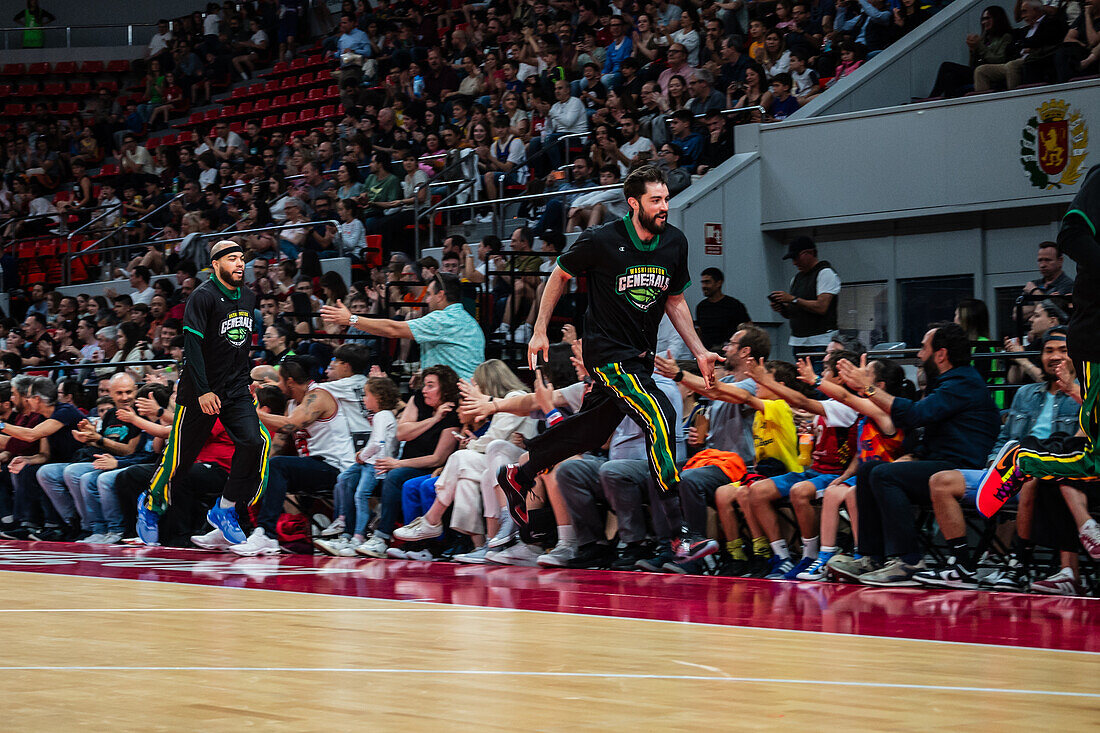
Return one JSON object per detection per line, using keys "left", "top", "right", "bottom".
{"left": 782, "top": 236, "right": 816, "bottom": 260}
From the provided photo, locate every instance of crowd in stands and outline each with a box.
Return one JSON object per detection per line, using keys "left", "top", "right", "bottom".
{"left": 928, "top": 0, "right": 1099, "bottom": 98}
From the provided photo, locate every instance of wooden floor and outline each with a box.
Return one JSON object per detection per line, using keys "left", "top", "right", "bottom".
{"left": 1, "top": 570, "right": 1096, "bottom": 731}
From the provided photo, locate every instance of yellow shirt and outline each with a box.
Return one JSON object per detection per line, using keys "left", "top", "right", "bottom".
{"left": 753, "top": 399, "right": 801, "bottom": 474}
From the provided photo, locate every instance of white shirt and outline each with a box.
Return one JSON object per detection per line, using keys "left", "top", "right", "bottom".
{"left": 546, "top": 96, "right": 588, "bottom": 137}
{"left": 148, "top": 31, "right": 173, "bottom": 56}
{"left": 203, "top": 13, "right": 220, "bottom": 35}
{"left": 131, "top": 285, "right": 155, "bottom": 306}
{"left": 619, "top": 136, "right": 655, "bottom": 177}
{"left": 250, "top": 29, "right": 268, "bottom": 47}
{"left": 788, "top": 266, "right": 842, "bottom": 347}
{"left": 358, "top": 410, "right": 398, "bottom": 474}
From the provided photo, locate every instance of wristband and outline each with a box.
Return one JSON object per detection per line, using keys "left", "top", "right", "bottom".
{"left": 813, "top": 375, "right": 822, "bottom": 387}
{"left": 673, "top": 370, "right": 685, "bottom": 383}
{"left": 546, "top": 408, "right": 564, "bottom": 427}
{"left": 861, "top": 385, "right": 877, "bottom": 398}
{"left": 792, "top": 297, "right": 799, "bottom": 306}
{"left": 157, "top": 407, "right": 165, "bottom": 418}
{"left": 0, "top": 421, "right": 6, "bottom": 432}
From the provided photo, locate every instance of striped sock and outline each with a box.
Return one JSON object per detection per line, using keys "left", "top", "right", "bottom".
{"left": 752, "top": 536, "right": 770, "bottom": 557}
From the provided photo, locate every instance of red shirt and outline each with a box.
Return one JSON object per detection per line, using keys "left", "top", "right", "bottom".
{"left": 811, "top": 413, "right": 857, "bottom": 475}
{"left": 196, "top": 419, "right": 234, "bottom": 472}
{"left": 5, "top": 410, "right": 45, "bottom": 456}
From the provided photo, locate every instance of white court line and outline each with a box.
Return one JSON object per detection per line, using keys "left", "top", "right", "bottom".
{"left": 3, "top": 569, "right": 1097, "bottom": 657}
{"left": 1, "top": 666, "right": 1097, "bottom": 699}
{"left": 0, "top": 608, "right": 507, "bottom": 613}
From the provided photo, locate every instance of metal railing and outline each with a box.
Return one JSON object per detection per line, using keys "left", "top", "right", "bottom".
{"left": 433, "top": 183, "right": 621, "bottom": 239}
{"left": 0, "top": 22, "right": 157, "bottom": 49}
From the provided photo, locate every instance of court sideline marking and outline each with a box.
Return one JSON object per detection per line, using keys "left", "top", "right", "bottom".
{"left": 1, "top": 666, "right": 1096, "bottom": 699}
{"left": 1, "top": 568, "right": 1097, "bottom": 657}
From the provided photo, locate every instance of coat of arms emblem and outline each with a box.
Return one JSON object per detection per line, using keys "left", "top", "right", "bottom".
{"left": 1020, "top": 99, "right": 1088, "bottom": 189}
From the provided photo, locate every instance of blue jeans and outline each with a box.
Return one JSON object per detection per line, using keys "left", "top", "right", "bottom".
{"left": 333, "top": 463, "right": 362, "bottom": 529}
{"left": 278, "top": 238, "right": 300, "bottom": 259}
{"left": 38, "top": 462, "right": 93, "bottom": 528}
{"left": 401, "top": 474, "right": 438, "bottom": 525}
{"left": 376, "top": 466, "right": 429, "bottom": 538}
{"left": 352, "top": 466, "right": 381, "bottom": 537}
{"left": 83, "top": 467, "right": 127, "bottom": 534}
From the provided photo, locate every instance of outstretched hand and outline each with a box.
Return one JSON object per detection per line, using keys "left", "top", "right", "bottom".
{"left": 654, "top": 350, "right": 679, "bottom": 379}
{"left": 796, "top": 357, "right": 817, "bottom": 385}
{"left": 837, "top": 354, "right": 873, "bottom": 392}
{"left": 320, "top": 299, "right": 352, "bottom": 326}
{"left": 695, "top": 350, "right": 723, "bottom": 389}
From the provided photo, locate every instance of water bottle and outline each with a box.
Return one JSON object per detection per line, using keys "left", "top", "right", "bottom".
{"left": 413, "top": 74, "right": 424, "bottom": 98}
{"left": 798, "top": 434, "right": 813, "bottom": 466}
{"left": 173, "top": 176, "right": 180, "bottom": 194}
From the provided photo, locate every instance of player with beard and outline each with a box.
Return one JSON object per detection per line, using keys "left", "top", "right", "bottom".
{"left": 137, "top": 240, "right": 271, "bottom": 546}
{"left": 497, "top": 165, "right": 722, "bottom": 561}
{"left": 978, "top": 164, "right": 1100, "bottom": 525}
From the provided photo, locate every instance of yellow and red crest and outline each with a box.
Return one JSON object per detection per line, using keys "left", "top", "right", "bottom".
{"left": 1021, "top": 99, "right": 1089, "bottom": 189}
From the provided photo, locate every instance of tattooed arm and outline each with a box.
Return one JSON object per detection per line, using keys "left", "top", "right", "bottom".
{"left": 258, "top": 389, "right": 337, "bottom": 452}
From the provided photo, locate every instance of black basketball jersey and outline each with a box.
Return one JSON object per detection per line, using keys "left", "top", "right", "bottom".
{"left": 557, "top": 215, "right": 690, "bottom": 370}
{"left": 178, "top": 277, "right": 256, "bottom": 404}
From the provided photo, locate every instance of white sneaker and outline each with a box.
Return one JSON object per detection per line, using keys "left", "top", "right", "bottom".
{"left": 488, "top": 542, "right": 542, "bottom": 567}
{"left": 100, "top": 531, "right": 123, "bottom": 545}
{"left": 405, "top": 548, "right": 434, "bottom": 562}
{"left": 191, "top": 527, "right": 231, "bottom": 551}
{"left": 493, "top": 322, "right": 511, "bottom": 335}
{"left": 1030, "top": 567, "right": 1082, "bottom": 596}
{"left": 536, "top": 540, "right": 577, "bottom": 567}
{"left": 314, "top": 536, "right": 356, "bottom": 557}
{"left": 386, "top": 546, "right": 409, "bottom": 559}
{"left": 487, "top": 510, "right": 518, "bottom": 549}
{"left": 356, "top": 535, "right": 388, "bottom": 558}
{"left": 454, "top": 544, "right": 490, "bottom": 564}
{"left": 78, "top": 533, "right": 105, "bottom": 544}
{"left": 228, "top": 527, "right": 281, "bottom": 557}
{"left": 477, "top": 212, "right": 494, "bottom": 223}
{"left": 393, "top": 516, "right": 443, "bottom": 542}
{"left": 513, "top": 323, "right": 533, "bottom": 342}
{"left": 320, "top": 517, "right": 345, "bottom": 537}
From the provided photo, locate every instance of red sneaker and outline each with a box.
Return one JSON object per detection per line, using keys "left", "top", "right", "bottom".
{"left": 975, "top": 440, "right": 1024, "bottom": 518}
{"left": 496, "top": 464, "right": 530, "bottom": 527}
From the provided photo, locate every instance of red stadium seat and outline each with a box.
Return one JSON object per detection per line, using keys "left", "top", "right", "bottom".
{"left": 261, "top": 115, "right": 279, "bottom": 129}
{"left": 267, "top": 61, "right": 289, "bottom": 77}
{"left": 271, "top": 94, "right": 288, "bottom": 109}
{"left": 305, "top": 53, "right": 326, "bottom": 69}
{"left": 318, "top": 104, "right": 336, "bottom": 119}
{"left": 221, "top": 103, "right": 236, "bottom": 117}
{"left": 307, "top": 87, "right": 325, "bottom": 102}
{"left": 106, "top": 59, "right": 130, "bottom": 74}
{"left": 177, "top": 130, "right": 195, "bottom": 143}
{"left": 288, "top": 91, "right": 306, "bottom": 106}
{"left": 42, "top": 82, "right": 65, "bottom": 96}
{"left": 27, "top": 62, "right": 50, "bottom": 75}
{"left": 263, "top": 80, "right": 280, "bottom": 94}
{"left": 229, "top": 121, "right": 243, "bottom": 133}
{"left": 1, "top": 63, "right": 26, "bottom": 76}
{"left": 290, "top": 57, "right": 306, "bottom": 70}
{"left": 203, "top": 109, "right": 219, "bottom": 122}
{"left": 68, "top": 81, "right": 92, "bottom": 95}
{"left": 16, "top": 83, "right": 38, "bottom": 97}
{"left": 95, "top": 163, "right": 119, "bottom": 178}
{"left": 162, "top": 133, "right": 178, "bottom": 146}
{"left": 298, "top": 108, "right": 317, "bottom": 124}
{"left": 236, "top": 101, "right": 253, "bottom": 117}
{"left": 231, "top": 86, "right": 248, "bottom": 99}
{"left": 324, "top": 85, "right": 338, "bottom": 98}
{"left": 79, "top": 60, "right": 104, "bottom": 75}
{"left": 99, "top": 80, "right": 119, "bottom": 93}
{"left": 2, "top": 103, "right": 24, "bottom": 117}
{"left": 252, "top": 98, "right": 270, "bottom": 112}
{"left": 0, "top": 84, "right": 11, "bottom": 97}
{"left": 296, "top": 71, "right": 314, "bottom": 87}
{"left": 279, "top": 112, "right": 297, "bottom": 125}
{"left": 53, "top": 61, "right": 77, "bottom": 75}
{"left": 55, "top": 101, "right": 78, "bottom": 115}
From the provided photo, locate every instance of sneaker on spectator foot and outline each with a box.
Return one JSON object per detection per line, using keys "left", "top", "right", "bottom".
{"left": 975, "top": 440, "right": 1025, "bottom": 518}
{"left": 536, "top": 540, "right": 577, "bottom": 567}
{"left": 858, "top": 558, "right": 926, "bottom": 587}
{"left": 99, "top": 531, "right": 123, "bottom": 545}
{"left": 454, "top": 544, "right": 491, "bottom": 564}
{"left": 487, "top": 509, "right": 518, "bottom": 549}
{"left": 78, "top": 533, "right": 105, "bottom": 544}
{"left": 672, "top": 532, "right": 718, "bottom": 563}
{"left": 136, "top": 492, "right": 160, "bottom": 546}
{"left": 716, "top": 555, "right": 751, "bottom": 577}
{"left": 488, "top": 542, "right": 542, "bottom": 567}
{"left": 206, "top": 503, "right": 247, "bottom": 545}
{"left": 764, "top": 555, "right": 795, "bottom": 579}
{"left": 496, "top": 464, "right": 531, "bottom": 526}
{"left": 913, "top": 558, "right": 980, "bottom": 589}
{"left": 784, "top": 556, "right": 816, "bottom": 580}
{"left": 386, "top": 546, "right": 409, "bottom": 559}
{"left": 635, "top": 547, "right": 677, "bottom": 572}
{"left": 1079, "top": 520, "right": 1100, "bottom": 560}
{"left": 393, "top": 515, "right": 443, "bottom": 542}
{"left": 405, "top": 548, "right": 434, "bottom": 562}
{"left": 192, "top": 527, "right": 231, "bottom": 551}
{"left": 826, "top": 554, "right": 879, "bottom": 583}
{"left": 0, "top": 525, "right": 33, "bottom": 541}
{"left": 1029, "top": 567, "right": 1082, "bottom": 596}
{"left": 314, "top": 536, "right": 357, "bottom": 557}
{"left": 513, "top": 323, "right": 533, "bottom": 342}
{"left": 228, "top": 528, "right": 281, "bottom": 557}
{"left": 981, "top": 561, "right": 1028, "bottom": 591}
{"left": 796, "top": 551, "right": 837, "bottom": 581}
{"left": 320, "top": 518, "right": 345, "bottom": 537}
{"left": 568, "top": 542, "right": 617, "bottom": 569}
{"left": 611, "top": 542, "right": 653, "bottom": 570}
{"left": 355, "top": 535, "right": 388, "bottom": 558}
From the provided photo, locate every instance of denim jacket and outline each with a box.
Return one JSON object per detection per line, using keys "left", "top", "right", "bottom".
{"left": 989, "top": 382, "right": 1080, "bottom": 462}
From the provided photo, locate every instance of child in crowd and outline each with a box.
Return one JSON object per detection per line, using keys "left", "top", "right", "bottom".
{"left": 789, "top": 51, "right": 821, "bottom": 104}
{"left": 766, "top": 72, "right": 800, "bottom": 121}
{"left": 742, "top": 351, "right": 860, "bottom": 579}
{"left": 792, "top": 356, "right": 912, "bottom": 580}
{"left": 314, "top": 376, "right": 400, "bottom": 556}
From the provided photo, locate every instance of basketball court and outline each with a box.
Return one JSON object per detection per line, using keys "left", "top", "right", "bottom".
{"left": 0, "top": 541, "right": 1096, "bottom": 729}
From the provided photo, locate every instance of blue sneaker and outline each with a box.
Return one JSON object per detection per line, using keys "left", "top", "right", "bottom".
{"left": 136, "top": 491, "right": 160, "bottom": 546}
{"left": 784, "top": 556, "right": 815, "bottom": 579}
{"left": 206, "top": 503, "right": 247, "bottom": 544}
{"left": 796, "top": 551, "right": 837, "bottom": 581}
{"left": 764, "top": 555, "right": 794, "bottom": 579}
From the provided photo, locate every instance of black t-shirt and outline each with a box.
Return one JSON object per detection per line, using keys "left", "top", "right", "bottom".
{"left": 696, "top": 295, "right": 751, "bottom": 351}
{"left": 45, "top": 402, "right": 85, "bottom": 463}
{"left": 179, "top": 277, "right": 257, "bottom": 405}
{"left": 401, "top": 392, "right": 460, "bottom": 459}
{"left": 558, "top": 215, "right": 691, "bottom": 370}
{"left": 73, "top": 408, "right": 140, "bottom": 462}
